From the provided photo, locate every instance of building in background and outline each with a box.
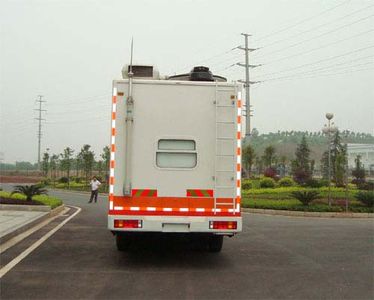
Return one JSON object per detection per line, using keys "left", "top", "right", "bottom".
{"left": 347, "top": 144, "right": 374, "bottom": 174}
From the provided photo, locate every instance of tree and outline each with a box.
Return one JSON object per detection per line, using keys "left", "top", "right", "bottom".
{"left": 60, "top": 147, "right": 74, "bottom": 188}
{"left": 331, "top": 131, "right": 347, "bottom": 187}
{"left": 310, "top": 159, "right": 315, "bottom": 176}
{"left": 96, "top": 160, "right": 104, "bottom": 177}
{"left": 291, "top": 135, "right": 312, "bottom": 184}
{"left": 242, "top": 144, "right": 255, "bottom": 177}
{"left": 101, "top": 145, "right": 110, "bottom": 182}
{"left": 320, "top": 151, "right": 329, "bottom": 180}
{"left": 334, "top": 144, "right": 347, "bottom": 187}
{"left": 79, "top": 144, "right": 95, "bottom": 183}
{"left": 251, "top": 128, "right": 259, "bottom": 137}
{"left": 15, "top": 161, "right": 35, "bottom": 171}
{"left": 352, "top": 155, "right": 365, "bottom": 185}
{"left": 321, "top": 131, "right": 347, "bottom": 186}
{"left": 41, "top": 152, "right": 50, "bottom": 177}
{"left": 49, "top": 154, "right": 59, "bottom": 185}
{"left": 279, "top": 156, "right": 288, "bottom": 177}
{"left": 75, "top": 154, "right": 82, "bottom": 178}
{"left": 262, "top": 146, "right": 276, "bottom": 168}
{"left": 255, "top": 157, "right": 264, "bottom": 175}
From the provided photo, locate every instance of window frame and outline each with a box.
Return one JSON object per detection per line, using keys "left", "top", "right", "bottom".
{"left": 155, "top": 138, "right": 198, "bottom": 170}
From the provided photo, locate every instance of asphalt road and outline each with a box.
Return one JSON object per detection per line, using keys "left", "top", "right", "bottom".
{"left": 1, "top": 186, "right": 373, "bottom": 299}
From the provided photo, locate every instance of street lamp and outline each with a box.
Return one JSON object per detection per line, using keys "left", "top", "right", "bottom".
{"left": 322, "top": 113, "right": 338, "bottom": 206}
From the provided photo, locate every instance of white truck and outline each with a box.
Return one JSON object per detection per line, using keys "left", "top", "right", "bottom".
{"left": 108, "top": 65, "right": 243, "bottom": 252}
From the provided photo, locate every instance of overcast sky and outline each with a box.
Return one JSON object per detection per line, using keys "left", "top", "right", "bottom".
{"left": 1, "top": 0, "right": 373, "bottom": 163}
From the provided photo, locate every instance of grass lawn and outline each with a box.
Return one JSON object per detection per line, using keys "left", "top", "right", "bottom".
{"left": 0, "top": 191, "right": 63, "bottom": 209}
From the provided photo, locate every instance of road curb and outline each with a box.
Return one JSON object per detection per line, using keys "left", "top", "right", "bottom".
{"left": 0, "top": 204, "right": 65, "bottom": 245}
{"left": 0, "top": 204, "right": 51, "bottom": 212}
{"left": 242, "top": 208, "right": 374, "bottom": 218}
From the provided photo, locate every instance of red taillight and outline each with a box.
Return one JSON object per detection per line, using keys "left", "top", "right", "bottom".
{"left": 114, "top": 219, "right": 142, "bottom": 228}
{"left": 209, "top": 221, "right": 237, "bottom": 230}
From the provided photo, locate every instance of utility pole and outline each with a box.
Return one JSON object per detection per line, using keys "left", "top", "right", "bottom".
{"left": 237, "top": 33, "right": 261, "bottom": 138}
{"left": 35, "top": 95, "right": 46, "bottom": 170}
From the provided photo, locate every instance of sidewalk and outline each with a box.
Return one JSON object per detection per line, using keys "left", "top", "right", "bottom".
{"left": 0, "top": 210, "right": 49, "bottom": 243}
{"left": 0, "top": 204, "right": 65, "bottom": 244}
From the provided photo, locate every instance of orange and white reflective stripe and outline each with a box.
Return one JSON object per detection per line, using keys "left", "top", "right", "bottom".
{"left": 236, "top": 91, "right": 242, "bottom": 211}
{"left": 109, "top": 87, "right": 118, "bottom": 210}
{"left": 110, "top": 206, "right": 240, "bottom": 213}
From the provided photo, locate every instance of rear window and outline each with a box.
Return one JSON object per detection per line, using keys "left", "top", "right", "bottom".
{"left": 156, "top": 139, "right": 197, "bottom": 169}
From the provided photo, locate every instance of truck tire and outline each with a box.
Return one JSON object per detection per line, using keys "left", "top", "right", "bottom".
{"left": 116, "top": 233, "right": 131, "bottom": 251}
{"left": 208, "top": 235, "right": 223, "bottom": 252}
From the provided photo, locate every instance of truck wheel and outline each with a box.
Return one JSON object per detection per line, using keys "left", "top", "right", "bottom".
{"left": 208, "top": 235, "right": 223, "bottom": 252}
{"left": 116, "top": 233, "right": 131, "bottom": 251}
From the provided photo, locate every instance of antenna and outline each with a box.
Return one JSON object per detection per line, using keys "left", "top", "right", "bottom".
{"left": 129, "top": 37, "right": 134, "bottom": 75}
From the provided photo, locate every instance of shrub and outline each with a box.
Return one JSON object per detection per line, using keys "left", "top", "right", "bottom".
{"left": 40, "top": 178, "right": 51, "bottom": 186}
{"left": 55, "top": 183, "right": 66, "bottom": 188}
{"left": 352, "top": 169, "right": 366, "bottom": 183}
{"left": 355, "top": 191, "right": 374, "bottom": 207}
{"left": 304, "top": 178, "right": 322, "bottom": 188}
{"left": 0, "top": 191, "right": 62, "bottom": 209}
{"left": 241, "top": 180, "right": 252, "bottom": 190}
{"left": 278, "top": 177, "right": 295, "bottom": 187}
{"left": 74, "top": 177, "right": 82, "bottom": 183}
{"left": 292, "top": 169, "right": 311, "bottom": 185}
{"left": 351, "top": 177, "right": 365, "bottom": 186}
{"left": 58, "top": 177, "right": 69, "bottom": 183}
{"left": 263, "top": 167, "right": 277, "bottom": 179}
{"left": 318, "top": 179, "right": 330, "bottom": 187}
{"left": 11, "top": 185, "right": 48, "bottom": 202}
{"left": 260, "top": 177, "right": 276, "bottom": 188}
{"left": 290, "top": 190, "right": 320, "bottom": 206}
{"left": 357, "top": 181, "right": 374, "bottom": 191}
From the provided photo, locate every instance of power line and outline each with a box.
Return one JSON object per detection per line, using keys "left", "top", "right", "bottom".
{"left": 255, "top": 0, "right": 351, "bottom": 42}
{"left": 261, "top": 28, "right": 374, "bottom": 65}
{"left": 178, "top": 47, "right": 238, "bottom": 73}
{"left": 260, "top": 59, "right": 374, "bottom": 82}
{"left": 47, "top": 94, "right": 108, "bottom": 106}
{"left": 259, "top": 3, "right": 374, "bottom": 49}
{"left": 259, "top": 66, "right": 374, "bottom": 83}
{"left": 218, "top": 19, "right": 373, "bottom": 75}
{"left": 255, "top": 44, "right": 374, "bottom": 79}
{"left": 219, "top": 29, "right": 374, "bottom": 73}
{"left": 257, "top": 14, "right": 374, "bottom": 57}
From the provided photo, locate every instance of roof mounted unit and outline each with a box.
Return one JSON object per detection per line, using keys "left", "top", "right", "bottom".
{"left": 168, "top": 66, "right": 227, "bottom": 82}
{"left": 122, "top": 65, "right": 160, "bottom": 79}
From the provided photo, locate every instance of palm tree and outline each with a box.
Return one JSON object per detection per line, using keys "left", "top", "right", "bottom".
{"left": 290, "top": 190, "right": 320, "bottom": 206}
{"left": 11, "top": 185, "right": 48, "bottom": 202}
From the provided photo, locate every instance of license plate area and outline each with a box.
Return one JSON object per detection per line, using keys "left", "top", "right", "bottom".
{"left": 162, "top": 223, "right": 190, "bottom": 232}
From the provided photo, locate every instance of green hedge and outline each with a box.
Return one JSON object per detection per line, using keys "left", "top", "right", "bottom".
{"left": 46, "top": 182, "right": 108, "bottom": 193}
{"left": 242, "top": 187, "right": 357, "bottom": 200}
{"left": 259, "top": 177, "right": 276, "bottom": 188}
{"left": 0, "top": 191, "right": 62, "bottom": 209}
{"left": 278, "top": 177, "right": 296, "bottom": 187}
{"left": 241, "top": 198, "right": 373, "bottom": 213}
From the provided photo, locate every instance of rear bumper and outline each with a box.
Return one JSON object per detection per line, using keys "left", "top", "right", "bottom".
{"left": 108, "top": 214, "right": 242, "bottom": 235}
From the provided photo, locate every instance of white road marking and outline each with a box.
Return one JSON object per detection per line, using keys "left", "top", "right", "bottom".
{"left": 0, "top": 205, "right": 81, "bottom": 279}
{"left": 0, "top": 207, "right": 70, "bottom": 254}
